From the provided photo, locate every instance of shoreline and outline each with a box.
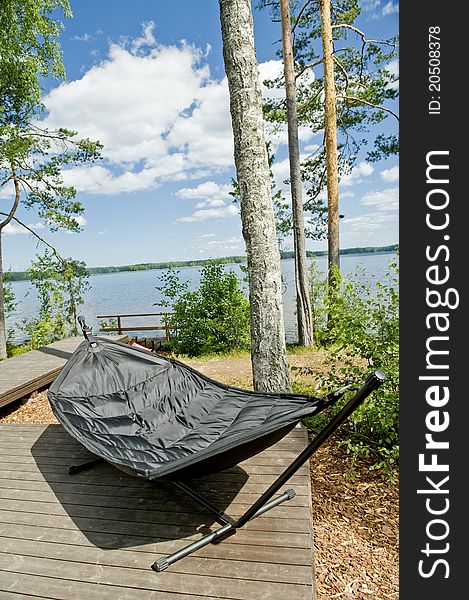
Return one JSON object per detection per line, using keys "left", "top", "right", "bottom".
{"left": 8, "top": 245, "right": 398, "bottom": 281}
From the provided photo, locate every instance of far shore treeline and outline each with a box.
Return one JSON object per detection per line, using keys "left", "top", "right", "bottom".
{"left": 7, "top": 244, "right": 398, "bottom": 282}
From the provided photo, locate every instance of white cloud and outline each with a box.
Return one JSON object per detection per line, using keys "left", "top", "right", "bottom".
{"left": 271, "top": 154, "right": 312, "bottom": 190}
{"left": 380, "top": 165, "right": 399, "bottom": 182}
{"left": 340, "top": 212, "right": 398, "bottom": 247}
{"left": 42, "top": 26, "right": 219, "bottom": 193}
{"left": 176, "top": 181, "right": 234, "bottom": 210}
{"left": 41, "top": 25, "right": 321, "bottom": 200}
{"left": 266, "top": 123, "right": 318, "bottom": 152}
{"left": 362, "top": 0, "right": 382, "bottom": 11}
{"left": 271, "top": 158, "right": 291, "bottom": 189}
{"left": 65, "top": 214, "right": 87, "bottom": 234}
{"left": 72, "top": 33, "right": 92, "bottom": 42}
{"left": 3, "top": 222, "right": 45, "bottom": 236}
{"left": 61, "top": 164, "right": 166, "bottom": 195}
{"left": 340, "top": 161, "right": 375, "bottom": 186}
{"left": 385, "top": 59, "right": 399, "bottom": 89}
{"left": 382, "top": 2, "right": 399, "bottom": 16}
{"left": 176, "top": 181, "right": 232, "bottom": 201}
{"left": 258, "top": 60, "right": 284, "bottom": 101}
{"left": 386, "top": 60, "right": 399, "bottom": 78}
{"left": 177, "top": 204, "right": 238, "bottom": 223}
{"left": 362, "top": 1, "right": 399, "bottom": 19}
{"left": 195, "top": 198, "right": 226, "bottom": 209}
{"left": 361, "top": 187, "right": 398, "bottom": 212}
{"left": 74, "top": 215, "right": 88, "bottom": 227}
{"left": 206, "top": 236, "right": 243, "bottom": 247}
{"left": 44, "top": 40, "right": 210, "bottom": 167}
{"left": 166, "top": 77, "right": 234, "bottom": 172}
{"left": 191, "top": 234, "right": 245, "bottom": 256}
{"left": 131, "top": 21, "right": 157, "bottom": 54}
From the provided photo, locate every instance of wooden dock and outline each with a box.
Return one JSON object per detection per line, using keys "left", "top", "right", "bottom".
{"left": 0, "top": 335, "right": 128, "bottom": 409}
{"left": 0, "top": 423, "right": 316, "bottom": 600}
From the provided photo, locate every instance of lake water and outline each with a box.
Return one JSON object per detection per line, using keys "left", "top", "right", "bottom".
{"left": 7, "top": 252, "right": 397, "bottom": 344}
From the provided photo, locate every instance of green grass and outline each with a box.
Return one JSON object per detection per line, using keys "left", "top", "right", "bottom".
{"left": 6, "top": 342, "right": 31, "bottom": 358}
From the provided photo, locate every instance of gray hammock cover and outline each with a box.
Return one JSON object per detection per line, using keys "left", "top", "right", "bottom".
{"left": 48, "top": 337, "right": 326, "bottom": 480}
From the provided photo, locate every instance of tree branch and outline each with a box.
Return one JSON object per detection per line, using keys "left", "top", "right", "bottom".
{"left": 0, "top": 211, "right": 66, "bottom": 264}
{"left": 333, "top": 55, "right": 349, "bottom": 94}
{"left": 0, "top": 167, "right": 21, "bottom": 231}
{"left": 331, "top": 23, "right": 396, "bottom": 82}
{"left": 295, "top": 58, "right": 323, "bottom": 79}
{"left": 291, "top": 0, "right": 316, "bottom": 35}
{"left": 331, "top": 23, "right": 396, "bottom": 48}
{"left": 303, "top": 166, "right": 327, "bottom": 209}
{"left": 336, "top": 95, "right": 399, "bottom": 121}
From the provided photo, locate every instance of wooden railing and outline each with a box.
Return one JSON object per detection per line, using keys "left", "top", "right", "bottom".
{"left": 96, "top": 313, "right": 175, "bottom": 340}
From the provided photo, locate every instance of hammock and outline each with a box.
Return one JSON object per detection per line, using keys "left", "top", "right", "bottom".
{"left": 48, "top": 318, "right": 385, "bottom": 572}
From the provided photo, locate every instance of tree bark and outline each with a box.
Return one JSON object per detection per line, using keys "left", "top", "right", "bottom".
{"left": 279, "top": 0, "right": 313, "bottom": 348}
{"left": 320, "top": 0, "right": 341, "bottom": 287}
{"left": 0, "top": 170, "right": 21, "bottom": 360}
{"left": 0, "top": 233, "right": 7, "bottom": 360}
{"left": 219, "top": 0, "right": 291, "bottom": 393}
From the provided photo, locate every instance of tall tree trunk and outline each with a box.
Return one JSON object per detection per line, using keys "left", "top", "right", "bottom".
{"left": 219, "top": 0, "right": 291, "bottom": 393}
{"left": 0, "top": 234, "right": 7, "bottom": 360}
{"left": 279, "top": 0, "right": 313, "bottom": 348}
{"left": 320, "top": 0, "right": 340, "bottom": 288}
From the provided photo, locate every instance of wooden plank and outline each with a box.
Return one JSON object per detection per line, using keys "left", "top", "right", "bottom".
{"left": 0, "top": 591, "right": 41, "bottom": 600}
{"left": 0, "top": 522, "right": 312, "bottom": 567}
{"left": 0, "top": 536, "right": 312, "bottom": 585}
{"left": 0, "top": 497, "right": 310, "bottom": 532}
{"left": 0, "top": 509, "right": 312, "bottom": 549}
{"left": 0, "top": 471, "right": 306, "bottom": 494}
{"left": 0, "top": 552, "right": 313, "bottom": 600}
{"left": 0, "top": 461, "right": 309, "bottom": 481}
{"left": 0, "top": 444, "right": 305, "bottom": 459}
{"left": 0, "top": 477, "right": 309, "bottom": 502}
{"left": 0, "top": 569, "right": 198, "bottom": 600}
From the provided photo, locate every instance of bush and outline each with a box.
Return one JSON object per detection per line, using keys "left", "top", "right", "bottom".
{"left": 156, "top": 262, "right": 251, "bottom": 356}
{"left": 306, "top": 258, "right": 399, "bottom": 475}
{"left": 3, "top": 273, "right": 17, "bottom": 357}
{"left": 20, "top": 250, "right": 89, "bottom": 349}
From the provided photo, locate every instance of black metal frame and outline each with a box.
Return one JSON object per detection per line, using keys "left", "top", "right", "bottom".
{"left": 68, "top": 369, "right": 385, "bottom": 572}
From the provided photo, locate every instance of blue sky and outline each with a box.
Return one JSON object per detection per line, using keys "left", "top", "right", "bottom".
{"left": 2, "top": 0, "right": 399, "bottom": 271}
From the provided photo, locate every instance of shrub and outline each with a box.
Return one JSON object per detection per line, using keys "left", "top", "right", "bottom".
{"left": 306, "top": 258, "right": 399, "bottom": 475}
{"left": 156, "top": 262, "right": 250, "bottom": 356}
{"left": 20, "top": 250, "right": 89, "bottom": 349}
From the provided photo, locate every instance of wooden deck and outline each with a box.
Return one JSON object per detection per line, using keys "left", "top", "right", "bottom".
{"left": 0, "top": 335, "right": 128, "bottom": 409}
{"left": 0, "top": 423, "right": 316, "bottom": 600}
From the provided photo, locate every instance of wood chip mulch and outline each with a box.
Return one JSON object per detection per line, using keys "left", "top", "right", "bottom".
{"left": 310, "top": 436, "right": 399, "bottom": 599}
{"left": 1, "top": 385, "right": 399, "bottom": 600}
{"left": 0, "top": 390, "right": 57, "bottom": 424}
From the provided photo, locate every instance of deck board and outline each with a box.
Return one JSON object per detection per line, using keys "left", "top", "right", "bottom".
{"left": 0, "top": 423, "right": 316, "bottom": 599}
{"left": 0, "top": 336, "right": 127, "bottom": 409}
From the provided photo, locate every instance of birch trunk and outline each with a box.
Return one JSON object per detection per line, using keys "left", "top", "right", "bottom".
{"left": 219, "top": 0, "right": 291, "bottom": 393}
{"left": 0, "top": 234, "right": 7, "bottom": 360}
{"left": 280, "top": 0, "right": 313, "bottom": 348}
{"left": 320, "top": 0, "right": 341, "bottom": 286}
